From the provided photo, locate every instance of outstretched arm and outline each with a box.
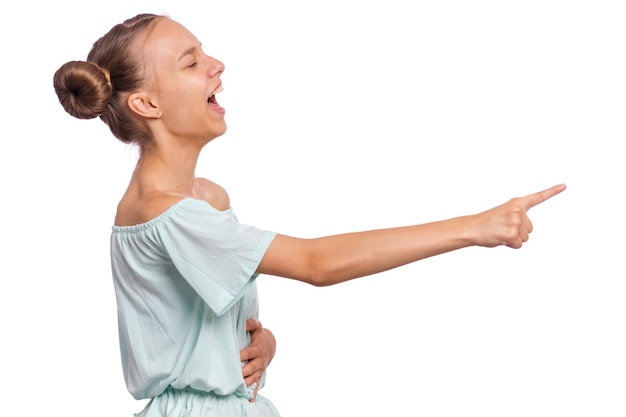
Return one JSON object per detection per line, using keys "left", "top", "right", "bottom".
{"left": 257, "top": 184, "right": 566, "bottom": 286}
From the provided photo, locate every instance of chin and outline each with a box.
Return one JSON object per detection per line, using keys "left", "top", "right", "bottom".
{"left": 206, "top": 124, "right": 227, "bottom": 143}
{"left": 216, "top": 122, "right": 228, "bottom": 137}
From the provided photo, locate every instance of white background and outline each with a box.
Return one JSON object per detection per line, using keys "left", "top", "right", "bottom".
{"left": 1, "top": 1, "right": 624, "bottom": 416}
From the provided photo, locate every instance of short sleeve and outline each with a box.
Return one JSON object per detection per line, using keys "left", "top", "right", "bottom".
{"left": 153, "top": 199, "right": 276, "bottom": 316}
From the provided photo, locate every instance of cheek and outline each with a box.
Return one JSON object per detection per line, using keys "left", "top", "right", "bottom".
{"left": 162, "top": 90, "right": 204, "bottom": 117}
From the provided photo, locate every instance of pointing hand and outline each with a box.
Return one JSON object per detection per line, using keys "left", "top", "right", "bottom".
{"left": 469, "top": 183, "right": 566, "bottom": 249}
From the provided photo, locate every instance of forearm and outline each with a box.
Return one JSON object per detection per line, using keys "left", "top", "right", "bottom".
{"left": 313, "top": 215, "right": 473, "bottom": 283}
{"left": 259, "top": 215, "right": 474, "bottom": 286}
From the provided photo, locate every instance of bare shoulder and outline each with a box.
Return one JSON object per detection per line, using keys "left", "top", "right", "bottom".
{"left": 114, "top": 192, "right": 185, "bottom": 227}
{"left": 194, "top": 177, "right": 230, "bottom": 211}
{"left": 113, "top": 178, "right": 230, "bottom": 226}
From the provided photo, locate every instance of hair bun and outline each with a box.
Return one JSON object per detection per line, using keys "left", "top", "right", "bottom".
{"left": 53, "top": 60, "right": 113, "bottom": 119}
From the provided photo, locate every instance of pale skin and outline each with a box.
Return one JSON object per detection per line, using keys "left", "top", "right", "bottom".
{"left": 114, "top": 17, "right": 566, "bottom": 401}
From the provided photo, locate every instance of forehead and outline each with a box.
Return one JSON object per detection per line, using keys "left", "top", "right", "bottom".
{"left": 142, "top": 18, "right": 200, "bottom": 61}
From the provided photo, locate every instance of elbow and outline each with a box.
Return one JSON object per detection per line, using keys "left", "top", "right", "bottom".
{"left": 268, "top": 236, "right": 352, "bottom": 287}
{"left": 304, "top": 257, "right": 348, "bottom": 287}
{"left": 307, "top": 269, "right": 334, "bottom": 287}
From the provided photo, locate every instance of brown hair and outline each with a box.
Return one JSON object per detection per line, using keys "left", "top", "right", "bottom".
{"left": 53, "top": 13, "right": 163, "bottom": 147}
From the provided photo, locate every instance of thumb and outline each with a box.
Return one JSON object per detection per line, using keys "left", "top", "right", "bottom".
{"left": 246, "top": 318, "right": 262, "bottom": 333}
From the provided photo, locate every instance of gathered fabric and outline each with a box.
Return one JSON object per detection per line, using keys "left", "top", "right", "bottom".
{"left": 136, "top": 386, "right": 281, "bottom": 417}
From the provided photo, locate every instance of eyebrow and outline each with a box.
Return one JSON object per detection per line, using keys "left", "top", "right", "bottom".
{"left": 178, "top": 46, "right": 197, "bottom": 62}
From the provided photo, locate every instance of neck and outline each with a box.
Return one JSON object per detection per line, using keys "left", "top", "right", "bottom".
{"left": 134, "top": 138, "right": 204, "bottom": 196}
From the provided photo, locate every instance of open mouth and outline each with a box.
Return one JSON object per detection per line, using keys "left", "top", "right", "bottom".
{"left": 208, "top": 85, "right": 223, "bottom": 104}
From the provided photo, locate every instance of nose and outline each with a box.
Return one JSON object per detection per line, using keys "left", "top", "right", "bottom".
{"left": 206, "top": 55, "right": 225, "bottom": 77}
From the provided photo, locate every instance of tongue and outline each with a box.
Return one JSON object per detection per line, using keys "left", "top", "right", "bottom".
{"left": 208, "top": 100, "right": 225, "bottom": 114}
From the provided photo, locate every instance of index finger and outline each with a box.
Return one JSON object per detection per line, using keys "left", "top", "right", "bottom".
{"left": 520, "top": 183, "right": 567, "bottom": 211}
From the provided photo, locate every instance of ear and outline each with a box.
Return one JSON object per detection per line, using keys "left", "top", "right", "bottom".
{"left": 127, "top": 92, "right": 162, "bottom": 119}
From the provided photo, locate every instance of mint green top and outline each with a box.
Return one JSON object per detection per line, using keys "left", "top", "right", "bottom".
{"left": 110, "top": 198, "right": 279, "bottom": 416}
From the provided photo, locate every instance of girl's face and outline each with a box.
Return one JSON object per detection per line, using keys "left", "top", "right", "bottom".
{"left": 140, "top": 18, "right": 226, "bottom": 143}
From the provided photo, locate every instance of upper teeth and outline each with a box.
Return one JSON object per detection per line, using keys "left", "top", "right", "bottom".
{"left": 210, "top": 85, "right": 223, "bottom": 97}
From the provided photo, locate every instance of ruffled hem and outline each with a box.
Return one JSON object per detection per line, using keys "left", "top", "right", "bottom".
{"left": 135, "top": 387, "right": 281, "bottom": 417}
